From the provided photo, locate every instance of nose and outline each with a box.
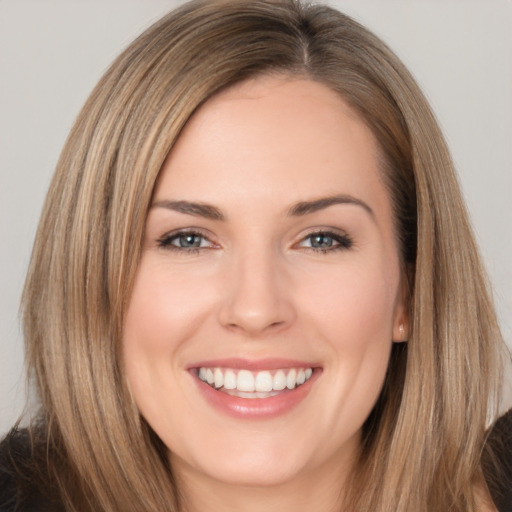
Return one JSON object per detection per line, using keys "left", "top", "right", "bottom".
{"left": 217, "top": 248, "right": 296, "bottom": 337}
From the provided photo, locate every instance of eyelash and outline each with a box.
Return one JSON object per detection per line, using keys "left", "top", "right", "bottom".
{"left": 156, "top": 229, "right": 353, "bottom": 254}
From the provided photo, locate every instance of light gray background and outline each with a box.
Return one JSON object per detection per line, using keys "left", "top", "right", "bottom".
{"left": 1, "top": 0, "right": 511, "bottom": 435}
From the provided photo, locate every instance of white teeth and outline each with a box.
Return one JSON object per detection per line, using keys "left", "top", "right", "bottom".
{"left": 237, "top": 370, "right": 255, "bottom": 392}
{"left": 224, "top": 369, "right": 237, "bottom": 390}
{"left": 197, "top": 366, "right": 315, "bottom": 395}
{"left": 273, "top": 370, "right": 286, "bottom": 391}
{"left": 214, "top": 368, "right": 223, "bottom": 388}
{"left": 255, "top": 371, "right": 273, "bottom": 392}
{"left": 286, "top": 369, "right": 297, "bottom": 390}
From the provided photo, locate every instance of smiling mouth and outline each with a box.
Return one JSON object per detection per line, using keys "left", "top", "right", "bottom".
{"left": 190, "top": 361, "right": 321, "bottom": 418}
{"left": 196, "top": 367, "right": 314, "bottom": 398}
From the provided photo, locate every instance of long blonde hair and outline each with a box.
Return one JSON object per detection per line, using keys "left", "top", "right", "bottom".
{"left": 21, "top": 1, "right": 504, "bottom": 510}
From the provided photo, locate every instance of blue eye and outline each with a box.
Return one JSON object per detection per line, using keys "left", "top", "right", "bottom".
{"left": 173, "top": 233, "right": 205, "bottom": 248}
{"left": 300, "top": 231, "right": 352, "bottom": 252}
{"left": 309, "top": 233, "right": 335, "bottom": 248}
{"left": 157, "top": 231, "right": 212, "bottom": 251}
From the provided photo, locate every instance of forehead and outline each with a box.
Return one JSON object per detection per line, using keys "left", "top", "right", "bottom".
{"left": 155, "top": 76, "right": 389, "bottom": 216}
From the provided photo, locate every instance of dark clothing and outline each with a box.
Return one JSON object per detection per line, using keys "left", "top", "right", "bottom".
{"left": 483, "top": 409, "right": 512, "bottom": 512}
{"left": 1, "top": 410, "right": 511, "bottom": 511}
{"left": 0, "top": 428, "right": 64, "bottom": 512}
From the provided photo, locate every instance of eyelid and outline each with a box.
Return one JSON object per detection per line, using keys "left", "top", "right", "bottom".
{"left": 295, "top": 226, "right": 351, "bottom": 240}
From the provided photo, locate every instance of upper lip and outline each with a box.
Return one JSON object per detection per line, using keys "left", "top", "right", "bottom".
{"left": 187, "top": 357, "right": 320, "bottom": 372}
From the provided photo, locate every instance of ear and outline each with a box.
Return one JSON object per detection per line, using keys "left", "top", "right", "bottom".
{"left": 392, "top": 319, "right": 408, "bottom": 343}
{"left": 392, "top": 272, "right": 410, "bottom": 343}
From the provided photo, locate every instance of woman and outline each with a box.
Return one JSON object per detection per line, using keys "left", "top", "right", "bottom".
{"left": 1, "top": 1, "right": 510, "bottom": 510}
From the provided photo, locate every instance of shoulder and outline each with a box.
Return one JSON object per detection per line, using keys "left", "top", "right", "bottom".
{"left": 0, "top": 427, "right": 64, "bottom": 512}
{"left": 482, "top": 408, "right": 512, "bottom": 512}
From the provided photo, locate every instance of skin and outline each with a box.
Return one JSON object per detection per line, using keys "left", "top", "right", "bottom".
{"left": 123, "top": 76, "right": 409, "bottom": 512}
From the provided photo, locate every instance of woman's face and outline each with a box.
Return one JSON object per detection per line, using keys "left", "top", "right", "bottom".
{"left": 123, "top": 76, "right": 407, "bottom": 488}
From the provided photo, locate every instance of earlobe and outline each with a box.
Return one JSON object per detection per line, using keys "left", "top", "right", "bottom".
{"left": 392, "top": 299, "right": 409, "bottom": 343}
{"left": 393, "top": 322, "right": 408, "bottom": 343}
{"left": 392, "top": 270, "right": 411, "bottom": 343}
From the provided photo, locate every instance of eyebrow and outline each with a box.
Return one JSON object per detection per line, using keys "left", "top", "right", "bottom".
{"left": 151, "top": 200, "right": 225, "bottom": 221}
{"left": 287, "top": 195, "right": 374, "bottom": 218}
{"left": 151, "top": 194, "right": 374, "bottom": 221}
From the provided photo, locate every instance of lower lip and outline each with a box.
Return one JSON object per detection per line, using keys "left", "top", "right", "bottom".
{"left": 192, "top": 370, "right": 321, "bottom": 419}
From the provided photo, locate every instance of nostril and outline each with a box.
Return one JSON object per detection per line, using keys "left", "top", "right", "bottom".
{"left": 218, "top": 294, "right": 296, "bottom": 336}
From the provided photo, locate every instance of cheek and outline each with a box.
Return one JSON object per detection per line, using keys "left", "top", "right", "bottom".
{"left": 121, "top": 259, "right": 213, "bottom": 417}
{"left": 301, "top": 259, "right": 399, "bottom": 346}
{"left": 122, "top": 258, "right": 220, "bottom": 438}
{"left": 123, "top": 259, "right": 215, "bottom": 356}
{"left": 297, "top": 258, "right": 398, "bottom": 433}
{"left": 319, "top": 267, "right": 395, "bottom": 368}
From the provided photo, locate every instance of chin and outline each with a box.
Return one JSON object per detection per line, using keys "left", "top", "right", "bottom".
{"left": 168, "top": 431, "right": 315, "bottom": 488}
{"left": 194, "top": 457, "right": 306, "bottom": 487}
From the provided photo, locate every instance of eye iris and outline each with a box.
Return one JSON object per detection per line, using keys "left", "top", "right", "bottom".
{"left": 311, "top": 234, "right": 333, "bottom": 248}
{"left": 178, "top": 234, "right": 202, "bottom": 247}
